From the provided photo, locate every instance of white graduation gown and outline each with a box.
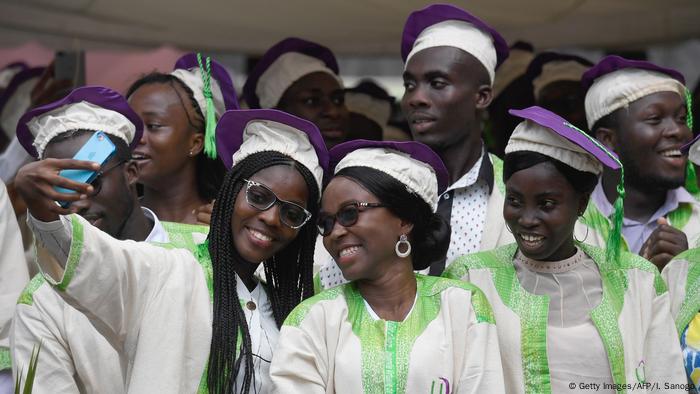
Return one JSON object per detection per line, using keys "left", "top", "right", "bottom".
{"left": 270, "top": 274, "right": 506, "bottom": 394}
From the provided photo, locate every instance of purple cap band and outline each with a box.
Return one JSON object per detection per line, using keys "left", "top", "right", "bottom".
{"left": 243, "top": 37, "right": 340, "bottom": 109}
{"left": 17, "top": 86, "right": 144, "bottom": 158}
{"left": 329, "top": 139, "right": 449, "bottom": 194}
{"left": 582, "top": 55, "right": 685, "bottom": 92}
{"left": 508, "top": 106, "right": 621, "bottom": 170}
{"left": 401, "top": 3, "right": 509, "bottom": 68}
{"left": 215, "top": 108, "right": 329, "bottom": 174}
{"left": 174, "top": 53, "right": 240, "bottom": 111}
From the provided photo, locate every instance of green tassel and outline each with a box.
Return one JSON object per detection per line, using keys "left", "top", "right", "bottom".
{"left": 687, "top": 87, "right": 694, "bottom": 131}
{"left": 687, "top": 160, "right": 700, "bottom": 195}
{"left": 196, "top": 53, "right": 218, "bottom": 160}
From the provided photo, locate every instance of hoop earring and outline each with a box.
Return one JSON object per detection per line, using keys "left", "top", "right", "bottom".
{"left": 505, "top": 223, "right": 514, "bottom": 234}
{"left": 574, "top": 225, "right": 589, "bottom": 244}
{"left": 395, "top": 234, "right": 411, "bottom": 258}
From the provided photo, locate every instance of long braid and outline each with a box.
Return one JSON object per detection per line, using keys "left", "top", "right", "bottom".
{"left": 207, "top": 151, "right": 318, "bottom": 393}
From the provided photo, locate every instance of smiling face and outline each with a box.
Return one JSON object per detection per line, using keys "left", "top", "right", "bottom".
{"left": 611, "top": 91, "right": 692, "bottom": 191}
{"left": 127, "top": 82, "right": 203, "bottom": 186}
{"left": 504, "top": 161, "right": 587, "bottom": 261}
{"left": 277, "top": 72, "right": 349, "bottom": 149}
{"left": 401, "top": 46, "right": 491, "bottom": 152}
{"left": 320, "top": 176, "right": 406, "bottom": 281}
{"left": 231, "top": 164, "right": 310, "bottom": 263}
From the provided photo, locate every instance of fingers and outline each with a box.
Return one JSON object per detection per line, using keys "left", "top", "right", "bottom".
{"left": 657, "top": 217, "right": 669, "bottom": 226}
{"left": 649, "top": 253, "right": 675, "bottom": 271}
{"left": 46, "top": 158, "right": 100, "bottom": 171}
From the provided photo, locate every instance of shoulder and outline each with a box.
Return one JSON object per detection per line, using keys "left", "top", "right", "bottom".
{"left": 580, "top": 243, "right": 666, "bottom": 295}
{"left": 283, "top": 284, "right": 348, "bottom": 328}
{"left": 419, "top": 275, "right": 495, "bottom": 324}
{"left": 17, "top": 274, "right": 48, "bottom": 307}
{"left": 443, "top": 243, "right": 518, "bottom": 279}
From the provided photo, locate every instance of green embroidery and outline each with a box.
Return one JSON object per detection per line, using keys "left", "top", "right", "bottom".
{"left": 193, "top": 242, "right": 214, "bottom": 299}
{"left": 668, "top": 203, "right": 693, "bottom": 232}
{"left": 17, "top": 274, "right": 46, "bottom": 306}
{"left": 284, "top": 286, "right": 345, "bottom": 327}
{"left": 424, "top": 276, "right": 495, "bottom": 324}
{"left": 313, "top": 272, "right": 322, "bottom": 295}
{"left": 580, "top": 202, "right": 630, "bottom": 253}
{"left": 673, "top": 249, "right": 700, "bottom": 335}
{"left": 161, "top": 221, "right": 209, "bottom": 252}
{"left": 54, "top": 215, "right": 85, "bottom": 291}
{"left": 490, "top": 154, "right": 505, "bottom": 195}
{"left": 0, "top": 346, "right": 10, "bottom": 371}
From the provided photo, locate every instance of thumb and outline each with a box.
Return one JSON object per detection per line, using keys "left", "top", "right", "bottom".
{"left": 657, "top": 217, "right": 669, "bottom": 226}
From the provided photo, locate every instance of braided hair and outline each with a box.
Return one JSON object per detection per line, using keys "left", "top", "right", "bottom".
{"left": 126, "top": 73, "right": 225, "bottom": 201}
{"left": 206, "top": 151, "right": 318, "bottom": 394}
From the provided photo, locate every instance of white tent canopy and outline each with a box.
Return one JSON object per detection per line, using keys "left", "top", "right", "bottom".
{"left": 1, "top": 0, "right": 699, "bottom": 55}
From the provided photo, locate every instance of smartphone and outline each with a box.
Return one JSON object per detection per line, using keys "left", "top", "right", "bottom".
{"left": 55, "top": 131, "right": 116, "bottom": 207}
{"left": 54, "top": 50, "right": 86, "bottom": 87}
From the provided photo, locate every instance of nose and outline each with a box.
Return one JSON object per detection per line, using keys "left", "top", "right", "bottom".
{"left": 664, "top": 115, "right": 692, "bottom": 142}
{"left": 517, "top": 208, "right": 539, "bottom": 229}
{"left": 257, "top": 203, "right": 283, "bottom": 228}
{"left": 71, "top": 197, "right": 93, "bottom": 215}
{"left": 320, "top": 97, "right": 345, "bottom": 121}
{"left": 405, "top": 84, "right": 430, "bottom": 110}
{"left": 138, "top": 129, "right": 148, "bottom": 146}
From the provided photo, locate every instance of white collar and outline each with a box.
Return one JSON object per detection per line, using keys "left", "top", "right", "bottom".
{"left": 142, "top": 207, "right": 169, "bottom": 243}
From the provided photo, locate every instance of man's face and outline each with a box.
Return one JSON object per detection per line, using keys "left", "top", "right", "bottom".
{"left": 611, "top": 91, "right": 692, "bottom": 191}
{"left": 44, "top": 132, "right": 136, "bottom": 237}
{"left": 401, "top": 47, "right": 490, "bottom": 152}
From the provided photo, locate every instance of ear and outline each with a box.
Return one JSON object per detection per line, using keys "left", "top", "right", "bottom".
{"left": 189, "top": 132, "right": 204, "bottom": 156}
{"left": 475, "top": 84, "right": 494, "bottom": 110}
{"left": 399, "top": 219, "right": 415, "bottom": 238}
{"left": 594, "top": 126, "right": 618, "bottom": 153}
{"left": 125, "top": 160, "right": 139, "bottom": 187}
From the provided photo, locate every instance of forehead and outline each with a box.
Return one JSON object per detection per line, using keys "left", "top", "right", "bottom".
{"left": 626, "top": 90, "right": 685, "bottom": 114}
{"left": 286, "top": 72, "right": 342, "bottom": 95}
{"left": 127, "top": 82, "right": 187, "bottom": 113}
{"left": 506, "top": 161, "right": 574, "bottom": 193}
{"left": 249, "top": 163, "right": 310, "bottom": 203}
{"left": 404, "top": 46, "right": 479, "bottom": 76}
{"left": 321, "top": 176, "right": 376, "bottom": 211}
{"left": 43, "top": 130, "right": 94, "bottom": 159}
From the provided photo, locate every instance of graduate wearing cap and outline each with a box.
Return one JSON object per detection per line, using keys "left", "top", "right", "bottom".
{"left": 444, "top": 106, "right": 686, "bottom": 393}
{"left": 488, "top": 41, "right": 535, "bottom": 157}
{"left": 581, "top": 55, "right": 700, "bottom": 271}
{"left": 10, "top": 86, "right": 212, "bottom": 393}
{"left": 126, "top": 53, "right": 238, "bottom": 225}
{"left": 526, "top": 52, "right": 592, "bottom": 131}
{"left": 270, "top": 140, "right": 505, "bottom": 394}
{"left": 243, "top": 37, "right": 350, "bottom": 149}
{"left": 14, "top": 108, "right": 328, "bottom": 393}
{"left": 400, "top": 3, "right": 513, "bottom": 276}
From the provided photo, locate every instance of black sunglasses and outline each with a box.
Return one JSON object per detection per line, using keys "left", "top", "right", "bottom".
{"left": 88, "top": 159, "right": 127, "bottom": 196}
{"left": 243, "top": 179, "right": 312, "bottom": 229}
{"left": 316, "top": 201, "right": 385, "bottom": 236}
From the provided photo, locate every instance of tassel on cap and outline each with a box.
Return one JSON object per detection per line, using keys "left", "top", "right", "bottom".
{"left": 197, "top": 53, "right": 218, "bottom": 160}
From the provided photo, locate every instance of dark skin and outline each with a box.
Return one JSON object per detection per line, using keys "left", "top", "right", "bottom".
{"left": 595, "top": 91, "right": 691, "bottom": 269}
{"left": 504, "top": 162, "right": 588, "bottom": 261}
{"left": 537, "top": 80, "right": 587, "bottom": 131}
{"left": 277, "top": 72, "right": 349, "bottom": 149}
{"left": 230, "top": 164, "right": 309, "bottom": 290}
{"left": 345, "top": 113, "right": 383, "bottom": 141}
{"left": 401, "top": 47, "right": 493, "bottom": 184}
{"left": 128, "top": 82, "right": 207, "bottom": 225}
{"left": 321, "top": 176, "right": 415, "bottom": 321}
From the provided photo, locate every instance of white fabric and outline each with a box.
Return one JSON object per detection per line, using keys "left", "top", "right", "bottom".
{"left": 170, "top": 66, "right": 226, "bottom": 121}
{"left": 0, "top": 181, "right": 29, "bottom": 371}
{"left": 27, "top": 101, "right": 136, "bottom": 158}
{"left": 505, "top": 119, "right": 603, "bottom": 175}
{"left": 585, "top": 68, "right": 687, "bottom": 129}
{"left": 492, "top": 48, "right": 534, "bottom": 98}
{"left": 269, "top": 277, "right": 506, "bottom": 393}
{"left": 0, "top": 136, "right": 33, "bottom": 182}
{"left": 532, "top": 60, "right": 589, "bottom": 100}
{"left": 344, "top": 92, "right": 391, "bottom": 129}
{"left": 335, "top": 147, "right": 439, "bottom": 211}
{"left": 231, "top": 119, "right": 323, "bottom": 195}
{"left": 405, "top": 20, "right": 498, "bottom": 84}
{"left": 256, "top": 52, "right": 342, "bottom": 109}
{"left": 0, "top": 76, "right": 38, "bottom": 140}
{"left": 0, "top": 66, "right": 24, "bottom": 89}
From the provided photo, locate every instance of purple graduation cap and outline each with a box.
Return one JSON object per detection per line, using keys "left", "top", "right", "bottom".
{"left": 17, "top": 86, "right": 143, "bottom": 158}
{"left": 401, "top": 3, "right": 509, "bottom": 76}
{"left": 173, "top": 53, "right": 239, "bottom": 113}
{"left": 243, "top": 37, "right": 341, "bottom": 109}
{"left": 0, "top": 66, "right": 45, "bottom": 138}
{"left": 215, "top": 108, "right": 328, "bottom": 196}
{"left": 0, "top": 62, "right": 29, "bottom": 89}
{"left": 582, "top": 55, "right": 685, "bottom": 91}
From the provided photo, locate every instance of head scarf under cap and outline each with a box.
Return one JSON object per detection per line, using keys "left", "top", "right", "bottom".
{"left": 0, "top": 66, "right": 44, "bottom": 140}
{"left": 492, "top": 42, "right": 534, "bottom": 99}
{"left": 583, "top": 55, "right": 687, "bottom": 129}
{"left": 330, "top": 140, "right": 448, "bottom": 212}
{"left": 16, "top": 86, "right": 143, "bottom": 158}
{"left": 527, "top": 52, "right": 592, "bottom": 100}
{"left": 401, "top": 3, "right": 509, "bottom": 85}
{"left": 506, "top": 106, "right": 626, "bottom": 266}
{"left": 215, "top": 109, "right": 328, "bottom": 197}
{"left": 243, "top": 37, "right": 342, "bottom": 109}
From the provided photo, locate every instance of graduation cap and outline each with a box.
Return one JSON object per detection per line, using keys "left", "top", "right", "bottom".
{"left": 526, "top": 52, "right": 593, "bottom": 100}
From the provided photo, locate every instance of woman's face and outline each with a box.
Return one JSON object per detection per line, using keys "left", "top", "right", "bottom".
{"left": 503, "top": 161, "right": 587, "bottom": 261}
{"left": 277, "top": 72, "right": 349, "bottom": 149}
{"left": 321, "top": 176, "right": 407, "bottom": 281}
{"left": 128, "top": 82, "right": 203, "bottom": 186}
{"left": 231, "top": 164, "right": 310, "bottom": 263}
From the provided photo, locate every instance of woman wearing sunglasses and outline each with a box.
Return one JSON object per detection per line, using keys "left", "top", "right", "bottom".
{"left": 269, "top": 140, "right": 505, "bottom": 393}
{"left": 15, "top": 108, "right": 327, "bottom": 393}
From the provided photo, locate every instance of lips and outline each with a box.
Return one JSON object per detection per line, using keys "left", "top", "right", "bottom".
{"left": 408, "top": 113, "right": 437, "bottom": 133}
{"left": 321, "top": 129, "right": 345, "bottom": 140}
{"left": 334, "top": 243, "right": 362, "bottom": 265}
{"left": 518, "top": 233, "right": 545, "bottom": 250}
{"left": 131, "top": 151, "right": 151, "bottom": 161}
{"left": 656, "top": 146, "right": 686, "bottom": 168}
{"left": 246, "top": 226, "right": 275, "bottom": 248}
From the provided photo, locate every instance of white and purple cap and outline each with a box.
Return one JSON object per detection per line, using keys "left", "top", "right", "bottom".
{"left": 243, "top": 37, "right": 342, "bottom": 109}
{"left": 506, "top": 105, "right": 621, "bottom": 175}
{"left": 17, "top": 86, "right": 143, "bottom": 158}
{"left": 216, "top": 109, "right": 329, "bottom": 196}
{"left": 526, "top": 52, "right": 593, "bottom": 100}
{"left": 0, "top": 66, "right": 44, "bottom": 140}
{"left": 583, "top": 55, "right": 687, "bottom": 129}
{"left": 0, "top": 62, "right": 28, "bottom": 90}
{"left": 401, "top": 3, "right": 509, "bottom": 85}
{"left": 329, "top": 140, "right": 448, "bottom": 212}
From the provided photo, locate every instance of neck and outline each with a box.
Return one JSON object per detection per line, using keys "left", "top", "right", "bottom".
{"left": 356, "top": 261, "right": 417, "bottom": 322}
{"left": 141, "top": 166, "right": 207, "bottom": 224}
{"left": 601, "top": 170, "right": 668, "bottom": 222}
{"left": 438, "top": 136, "right": 483, "bottom": 185}
{"left": 115, "top": 204, "right": 153, "bottom": 242}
